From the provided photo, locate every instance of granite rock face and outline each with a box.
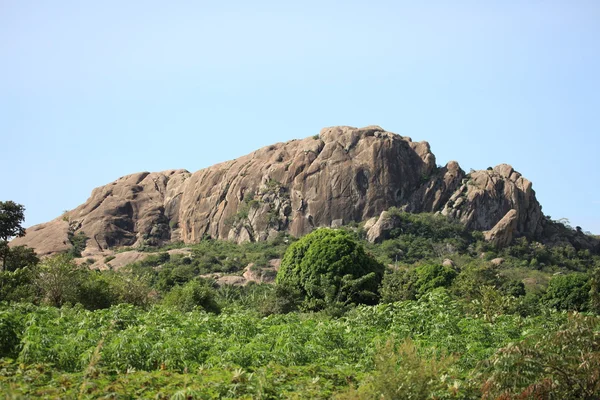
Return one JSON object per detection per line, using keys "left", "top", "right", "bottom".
{"left": 483, "top": 209, "right": 519, "bottom": 248}
{"left": 11, "top": 126, "right": 553, "bottom": 255}
{"left": 11, "top": 170, "right": 191, "bottom": 255}
{"left": 440, "top": 164, "right": 543, "bottom": 237}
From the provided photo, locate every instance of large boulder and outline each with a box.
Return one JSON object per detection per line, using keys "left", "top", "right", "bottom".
{"left": 483, "top": 209, "right": 519, "bottom": 248}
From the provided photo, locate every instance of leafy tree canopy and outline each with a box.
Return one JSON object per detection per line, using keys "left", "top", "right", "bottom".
{"left": 276, "top": 228, "right": 384, "bottom": 310}
{"left": 542, "top": 273, "right": 590, "bottom": 312}
{"left": 0, "top": 201, "right": 25, "bottom": 242}
{"left": 0, "top": 201, "right": 27, "bottom": 271}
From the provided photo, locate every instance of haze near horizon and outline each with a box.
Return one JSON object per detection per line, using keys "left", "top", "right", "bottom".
{"left": 1, "top": 1, "right": 599, "bottom": 233}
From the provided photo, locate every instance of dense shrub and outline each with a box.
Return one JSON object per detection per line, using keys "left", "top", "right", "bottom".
{"left": 414, "top": 263, "right": 457, "bottom": 296}
{"left": 67, "top": 231, "right": 88, "bottom": 258}
{"left": 76, "top": 273, "right": 116, "bottom": 310}
{"left": 483, "top": 313, "right": 600, "bottom": 399}
{"left": 2, "top": 246, "right": 38, "bottom": 272}
{"left": 336, "top": 339, "right": 459, "bottom": 399}
{"left": 162, "top": 279, "right": 220, "bottom": 313}
{"left": 276, "top": 228, "right": 384, "bottom": 310}
{"left": 542, "top": 273, "right": 590, "bottom": 311}
{"left": 380, "top": 268, "right": 418, "bottom": 303}
{"left": 34, "top": 254, "right": 84, "bottom": 307}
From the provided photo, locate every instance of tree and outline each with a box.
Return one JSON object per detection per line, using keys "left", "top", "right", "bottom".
{"left": 0, "top": 201, "right": 26, "bottom": 271}
{"left": 162, "top": 279, "right": 220, "bottom": 313}
{"left": 276, "top": 228, "right": 384, "bottom": 311}
{"left": 380, "top": 268, "right": 418, "bottom": 303}
{"left": 542, "top": 273, "right": 590, "bottom": 312}
{"left": 3, "top": 245, "right": 38, "bottom": 272}
{"left": 413, "top": 263, "right": 457, "bottom": 297}
{"left": 34, "top": 254, "right": 83, "bottom": 307}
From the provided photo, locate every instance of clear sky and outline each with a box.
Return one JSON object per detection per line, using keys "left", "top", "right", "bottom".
{"left": 1, "top": 0, "right": 599, "bottom": 234}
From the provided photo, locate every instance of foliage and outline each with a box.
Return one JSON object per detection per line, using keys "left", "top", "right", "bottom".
{"left": 336, "top": 339, "right": 460, "bottom": 399}
{"left": 366, "top": 209, "right": 475, "bottom": 265}
{"left": 0, "top": 359, "right": 354, "bottom": 399}
{"left": 0, "top": 201, "right": 26, "bottom": 271}
{"left": 542, "top": 273, "right": 590, "bottom": 311}
{"left": 0, "top": 267, "right": 37, "bottom": 302}
{"left": 380, "top": 263, "right": 462, "bottom": 304}
{"left": 76, "top": 272, "right": 117, "bottom": 310}
{"left": 482, "top": 313, "right": 600, "bottom": 399}
{"left": 450, "top": 262, "right": 505, "bottom": 301}
{"left": 34, "top": 254, "right": 84, "bottom": 307}
{"left": 2, "top": 245, "right": 38, "bottom": 272}
{"left": 0, "top": 201, "right": 26, "bottom": 243}
{"left": 105, "top": 271, "right": 154, "bottom": 308}
{"left": 277, "top": 228, "right": 384, "bottom": 310}
{"left": 589, "top": 267, "right": 600, "bottom": 314}
{"left": 380, "top": 268, "right": 418, "bottom": 303}
{"left": 2, "top": 204, "right": 600, "bottom": 397}
{"left": 414, "top": 263, "right": 457, "bottom": 296}
{"left": 0, "top": 291, "right": 575, "bottom": 398}
{"left": 162, "top": 279, "right": 220, "bottom": 313}
{"left": 67, "top": 231, "right": 89, "bottom": 258}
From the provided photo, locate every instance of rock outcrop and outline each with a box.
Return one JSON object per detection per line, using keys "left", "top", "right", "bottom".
{"left": 440, "top": 164, "right": 543, "bottom": 237}
{"left": 12, "top": 170, "right": 191, "bottom": 257}
{"left": 11, "top": 126, "right": 552, "bottom": 256}
{"left": 483, "top": 209, "right": 519, "bottom": 248}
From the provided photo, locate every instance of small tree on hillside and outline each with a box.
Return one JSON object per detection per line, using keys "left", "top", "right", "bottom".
{"left": 0, "top": 201, "right": 26, "bottom": 271}
{"left": 276, "top": 228, "right": 384, "bottom": 311}
{"left": 542, "top": 273, "right": 590, "bottom": 312}
{"left": 35, "top": 254, "right": 83, "bottom": 307}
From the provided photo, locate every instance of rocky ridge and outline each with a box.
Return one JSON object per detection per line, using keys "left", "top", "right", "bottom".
{"left": 11, "top": 126, "right": 598, "bottom": 256}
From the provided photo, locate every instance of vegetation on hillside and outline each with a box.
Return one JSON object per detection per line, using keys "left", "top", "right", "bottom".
{"left": 1, "top": 200, "right": 600, "bottom": 398}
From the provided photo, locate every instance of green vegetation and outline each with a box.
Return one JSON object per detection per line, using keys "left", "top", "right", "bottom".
{"left": 277, "top": 229, "right": 384, "bottom": 311}
{"left": 0, "top": 200, "right": 26, "bottom": 271}
{"left": 68, "top": 231, "right": 89, "bottom": 258}
{"left": 2, "top": 200, "right": 600, "bottom": 398}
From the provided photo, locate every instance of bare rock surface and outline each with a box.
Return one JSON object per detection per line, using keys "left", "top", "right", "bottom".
{"left": 216, "top": 275, "right": 247, "bottom": 286}
{"left": 242, "top": 259, "right": 281, "bottom": 284}
{"left": 483, "top": 209, "right": 519, "bottom": 248}
{"left": 490, "top": 258, "right": 505, "bottom": 266}
{"left": 80, "top": 248, "right": 193, "bottom": 271}
{"left": 12, "top": 126, "right": 555, "bottom": 254}
{"left": 441, "top": 165, "right": 543, "bottom": 237}
{"left": 10, "top": 220, "right": 72, "bottom": 257}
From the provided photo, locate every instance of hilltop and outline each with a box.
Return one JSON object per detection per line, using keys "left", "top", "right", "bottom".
{"left": 11, "top": 126, "right": 598, "bottom": 257}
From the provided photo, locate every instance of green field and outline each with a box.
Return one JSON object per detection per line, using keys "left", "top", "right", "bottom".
{"left": 1, "top": 212, "right": 600, "bottom": 398}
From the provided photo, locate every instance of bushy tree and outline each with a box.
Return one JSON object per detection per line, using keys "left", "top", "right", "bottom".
{"left": 413, "top": 263, "right": 457, "bottom": 296}
{"left": 0, "top": 267, "right": 37, "bottom": 302}
{"left": 380, "top": 268, "right": 418, "bottom": 303}
{"left": 380, "top": 263, "right": 457, "bottom": 303}
{"left": 76, "top": 272, "right": 117, "bottom": 310}
{"left": 0, "top": 201, "right": 26, "bottom": 271}
{"left": 34, "top": 254, "right": 83, "bottom": 307}
{"left": 162, "top": 279, "right": 220, "bottom": 313}
{"left": 3, "top": 245, "right": 38, "bottom": 272}
{"left": 542, "top": 273, "right": 590, "bottom": 311}
{"left": 276, "top": 228, "right": 384, "bottom": 310}
{"left": 450, "top": 262, "right": 504, "bottom": 301}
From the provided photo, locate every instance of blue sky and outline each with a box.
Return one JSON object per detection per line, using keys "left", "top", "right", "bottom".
{"left": 1, "top": 0, "right": 599, "bottom": 234}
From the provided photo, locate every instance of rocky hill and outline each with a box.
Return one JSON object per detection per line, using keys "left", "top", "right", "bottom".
{"left": 11, "top": 126, "right": 597, "bottom": 257}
